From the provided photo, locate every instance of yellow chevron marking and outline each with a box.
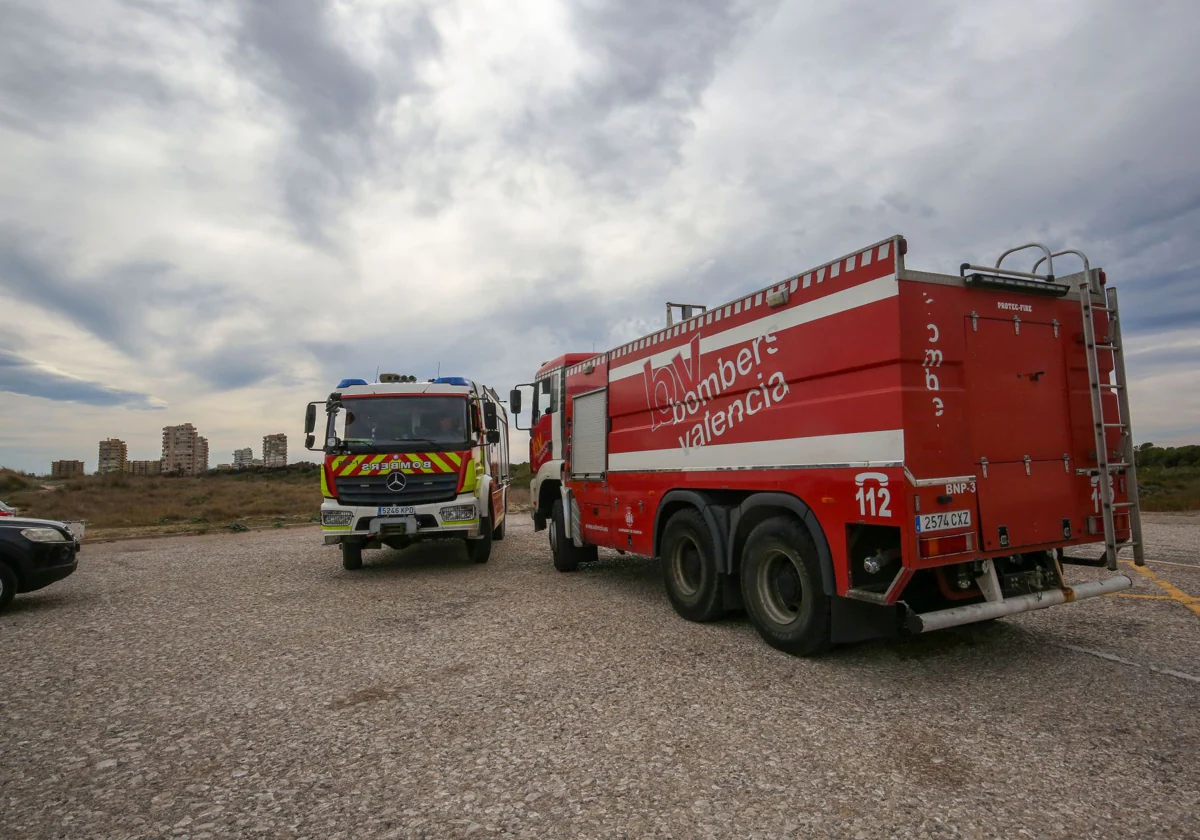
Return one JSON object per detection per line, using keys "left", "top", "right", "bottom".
{"left": 445, "top": 452, "right": 463, "bottom": 468}
{"left": 340, "top": 455, "right": 367, "bottom": 476}
{"left": 427, "top": 453, "right": 452, "bottom": 473}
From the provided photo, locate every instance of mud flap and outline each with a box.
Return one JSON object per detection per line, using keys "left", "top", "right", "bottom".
{"left": 831, "top": 596, "right": 903, "bottom": 644}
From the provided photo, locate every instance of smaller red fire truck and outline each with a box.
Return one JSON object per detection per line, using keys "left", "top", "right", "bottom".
{"left": 305, "top": 374, "right": 510, "bottom": 570}
{"left": 511, "top": 237, "right": 1143, "bottom": 656}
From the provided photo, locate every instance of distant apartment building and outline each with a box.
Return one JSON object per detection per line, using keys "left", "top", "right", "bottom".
{"left": 263, "top": 434, "right": 287, "bottom": 468}
{"left": 129, "top": 459, "right": 163, "bottom": 476}
{"left": 162, "top": 424, "right": 209, "bottom": 475}
{"left": 233, "top": 448, "right": 254, "bottom": 470}
{"left": 98, "top": 438, "right": 128, "bottom": 474}
{"left": 51, "top": 460, "right": 86, "bottom": 478}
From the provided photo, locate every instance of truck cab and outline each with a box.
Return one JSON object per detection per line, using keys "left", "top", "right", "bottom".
{"left": 306, "top": 374, "right": 510, "bottom": 569}
{"left": 516, "top": 353, "right": 596, "bottom": 533}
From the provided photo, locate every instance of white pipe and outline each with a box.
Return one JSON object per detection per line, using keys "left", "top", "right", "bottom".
{"left": 913, "top": 576, "right": 1132, "bottom": 633}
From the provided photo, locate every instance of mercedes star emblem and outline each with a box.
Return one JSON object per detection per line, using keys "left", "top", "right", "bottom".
{"left": 386, "top": 471, "right": 407, "bottom": 492}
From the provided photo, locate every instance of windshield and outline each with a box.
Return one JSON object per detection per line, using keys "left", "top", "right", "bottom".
{"left": 335, "top": 396, "right": 470, "bottom": 452}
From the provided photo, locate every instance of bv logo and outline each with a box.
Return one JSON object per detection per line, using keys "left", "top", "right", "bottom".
{"left": 625, "top": 507, "right": 634, "bottom": 527}
{"left": 642, "top": 335, "right": 702, "bottom": 431}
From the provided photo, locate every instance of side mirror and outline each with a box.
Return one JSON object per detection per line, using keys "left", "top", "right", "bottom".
{"left": 304, "top": 403, "right": 317, "bottom": 434}
{"left": 483, "top": 400, "right": 498, "bottom": 431}
{"left": 305, "top": 434, "right": 316, "bottom": 450}
{"left": 509, "top": 389, "right": 522, "bottom": 415}
{"left": 486, "top": 429, "right": 501, "bottom": 444}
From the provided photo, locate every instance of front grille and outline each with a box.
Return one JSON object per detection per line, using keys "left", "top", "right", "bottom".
{"left": 335, "top": 473, "right": 459, "bottom": 507}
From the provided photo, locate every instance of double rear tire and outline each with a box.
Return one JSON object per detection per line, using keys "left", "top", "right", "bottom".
{"left": 660, "top": 509, "right": 725, "bottom": 622}
{"left": 739, "top": 517, "right": 831, "bottom": 657}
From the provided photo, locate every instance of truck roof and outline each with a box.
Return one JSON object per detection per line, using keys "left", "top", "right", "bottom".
{"left": 535, "top": 353, "right": 597, "bottom": 378}
{"left": 338, "top": 382, "right": 473, "bottom": 397}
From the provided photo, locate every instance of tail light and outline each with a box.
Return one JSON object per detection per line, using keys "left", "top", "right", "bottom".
{"left": 918, "top": 532, "right": 976, "bottom": 559}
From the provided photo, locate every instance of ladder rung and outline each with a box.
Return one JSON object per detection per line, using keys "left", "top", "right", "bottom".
{"left": 1090, "top": 343, "right": 1120, "bottom": 351}
{"left": 1093, "top": 383, "right": 1124, "bottom": 390}
{"left": 1111, "top": 502, "right": 1136, "bottom": 508}
{"left": 1102, "top": 423, "right": 1127, "bottom": 428}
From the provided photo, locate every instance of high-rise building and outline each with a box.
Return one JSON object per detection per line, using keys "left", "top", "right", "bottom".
{"left": 129, "top": 460, "right": 163, "bottom": 476}
{"left": 51, "top": 460, "right": 86, "bottom": 478}
{"left": 233, "top": 448, "right": 254, "bottom": 470}
{"left": 263, "top": 434, "right": 288, "bottom": 468}
{"left": 98, "top": 439, "right": 128, "bottom": 474}
{"left": 162, "top": 424, "right": 208, "bottom": 475}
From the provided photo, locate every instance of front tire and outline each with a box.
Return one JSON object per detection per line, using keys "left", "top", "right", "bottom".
{"left": 0, "top": 562, "right": 17, "bottom": 610}
{"left": 660, "top": 508, "right": 724, "bottom": 622}
{"left": 467, "top": 520, "right": 492, "bottom": 564}
{"left": 550, "top": 500, "right": 596, "bottom": 571}
{"left": 341, "top": 542, "right": 363, "bottom": 571}
{"left": 740, "top": 516, "right": 832, "bottom": 657}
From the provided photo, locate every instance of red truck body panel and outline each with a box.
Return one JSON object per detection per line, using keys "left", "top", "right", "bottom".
{"left": 549, "top": 236, "right": 1130, "bottom": 605}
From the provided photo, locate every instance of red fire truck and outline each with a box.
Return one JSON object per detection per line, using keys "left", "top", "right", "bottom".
{"left": 511, "top": 236, "right": 1144, "bottom": 656}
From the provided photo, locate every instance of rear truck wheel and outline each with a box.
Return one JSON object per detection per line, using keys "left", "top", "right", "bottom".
{"left": 661, "top": 508, "right": 724, "bottom": 622}
{"left": 740, "top": 516, "right": 832, "bottom": 657}
{"left": 341, "top": 541, "right": 363, "bottom": 571}
{"left": 467, "top": 521, "right": 492, "bottom": 564}
{"left": 550, "top": 499, "right": 593, "bottom": 572}
{"left": 0, "top": 562, "right": 17, "bottom": 610}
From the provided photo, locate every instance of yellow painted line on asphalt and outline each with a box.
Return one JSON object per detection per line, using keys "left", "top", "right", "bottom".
{"left": 1123, "top": 560, "right": 1200, "bottom": 618}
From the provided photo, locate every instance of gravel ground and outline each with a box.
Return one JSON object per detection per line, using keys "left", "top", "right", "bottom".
{"left": 2, "top": 513, "right": 1198, "bottom": 839}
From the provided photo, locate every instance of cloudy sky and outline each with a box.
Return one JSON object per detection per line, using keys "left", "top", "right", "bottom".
{"left": 1, "top": 0, "right": 1197, "bottom": 474}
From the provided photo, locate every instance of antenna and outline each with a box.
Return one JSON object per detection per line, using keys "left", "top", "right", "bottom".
{"left": 375, "top": 365, "right": 379, "bottom": 383}
{"left": 437, "top": 361, "right": 441, "bottom": 378}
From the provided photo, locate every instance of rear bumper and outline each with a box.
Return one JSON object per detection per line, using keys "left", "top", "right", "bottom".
{"left": 906, "top": 575, "right": 1132, "bottom": 633}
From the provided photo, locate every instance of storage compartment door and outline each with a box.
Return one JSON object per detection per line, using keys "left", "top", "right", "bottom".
{"left": 570, "top": 388, "right": 608, "bottom": 478}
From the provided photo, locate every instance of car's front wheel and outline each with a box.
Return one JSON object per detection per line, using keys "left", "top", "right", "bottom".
{"left": 0, "top": 561, "right": 17, "bottom": 610}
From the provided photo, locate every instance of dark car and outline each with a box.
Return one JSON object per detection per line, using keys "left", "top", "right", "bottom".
{"left": 0, "top": 517, "right": 80, "bottom": 610}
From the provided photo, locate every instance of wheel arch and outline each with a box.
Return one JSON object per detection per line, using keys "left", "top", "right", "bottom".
{"left": 652, "top": 490, "right": 730, "bottom": 565}
{"left": 728, "top": 492, "right": 835, "bottom": 596}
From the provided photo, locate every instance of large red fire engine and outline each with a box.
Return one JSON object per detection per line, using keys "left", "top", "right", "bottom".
{"left": 511, "top": 236, "right": 1144, "bottom": 656}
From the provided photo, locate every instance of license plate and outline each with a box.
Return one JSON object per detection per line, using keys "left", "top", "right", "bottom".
{"left": 378, "top": 506, "right": 416, "bottom": 516}
{"left": 916, "top": 510, "right": 972, "bottom": 533}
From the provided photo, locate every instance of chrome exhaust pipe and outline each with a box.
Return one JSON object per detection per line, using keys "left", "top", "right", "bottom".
{"left": 909, "top": 576, "right": 1132, "bottom": 633}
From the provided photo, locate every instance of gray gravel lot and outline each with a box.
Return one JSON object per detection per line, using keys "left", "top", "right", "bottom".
{"left": 2, "top": 513, "right": 1198, "bottom": 839}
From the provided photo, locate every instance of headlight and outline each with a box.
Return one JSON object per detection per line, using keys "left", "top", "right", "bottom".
{"left": 21, "top": 528, "right": 70, "bottom": 543}
{"left": 439, "top": 504, "right": 477, "bottom": 522}
{"left": 321, "top": 510, "right": 354, "bottom": 527}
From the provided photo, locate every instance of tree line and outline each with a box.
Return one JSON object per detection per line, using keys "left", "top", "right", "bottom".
{"left": 1135, "top": 443, "right": 1200, "bottom": 469}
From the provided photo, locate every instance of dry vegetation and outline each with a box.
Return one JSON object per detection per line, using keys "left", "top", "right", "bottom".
{"left": 0, "top": 464, "right": 533, "bottom": 539}
{"left": 0, "top": 456, "right": 1192, "bottom": 540}
{"left": 0, "top": 466, "right": 322, "bottom": 537}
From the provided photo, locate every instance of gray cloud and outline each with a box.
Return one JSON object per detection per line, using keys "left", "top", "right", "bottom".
{"left": 500, "top": 0, "right": 774, "bottom": 195}
{"left": 0, "top": 2, "right": 183, "bottom": 136}
{"left": 234, "top": 0, "right": 441, "bottom": 246}
{"left": 0, "top": 0, "right": 1198, "bottom": 474}
{"left": 0, "top": 346, "right": 164, "bottom": 409}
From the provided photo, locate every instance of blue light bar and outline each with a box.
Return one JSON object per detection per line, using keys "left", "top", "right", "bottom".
{"left": 337, "top": 378, "right": 369, "bottom": 388}
{"left": 433, "top": 376, "right": 470, "bottom": 386}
